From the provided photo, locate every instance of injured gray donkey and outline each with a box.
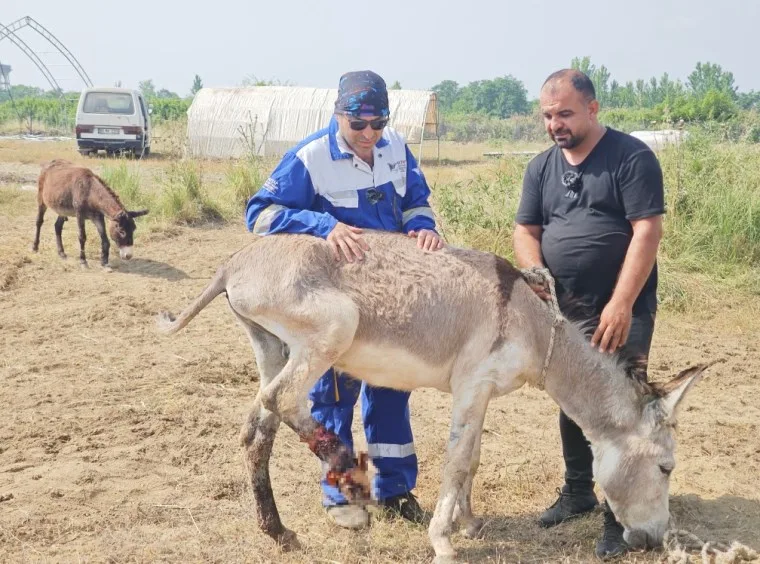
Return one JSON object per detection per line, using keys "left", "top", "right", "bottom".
{"left": 156, "top": 230, "right": 712, "bottom": 563}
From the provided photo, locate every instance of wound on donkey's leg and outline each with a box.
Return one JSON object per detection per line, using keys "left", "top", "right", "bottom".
{"left": 302, "top": 426, "right": 370, "bottom": 500}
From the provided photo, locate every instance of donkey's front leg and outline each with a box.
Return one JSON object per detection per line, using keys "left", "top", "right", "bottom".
{"left": 91, "top": 213, "right": 111, "bottom": 268}
{"left": 429, "top": 382, "right": 493, "bottom": 563}
{"left": 452, "top": 431, "right": 484, "bottom": 539}
{"left": 76, "top": 212, "right": 88, "bottom": 267}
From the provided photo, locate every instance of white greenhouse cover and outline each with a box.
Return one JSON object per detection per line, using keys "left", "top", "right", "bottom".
{"left": 629, "top": 129, "right": 690, "bottom": 151}
{"left": 186, "top": 86, "right": 438, "bottom": 158}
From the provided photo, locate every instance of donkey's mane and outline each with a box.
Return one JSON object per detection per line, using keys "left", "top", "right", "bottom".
{"left": 558, "top": 293, "right": 660, "bottom": 397}
{"left": 90, "top": 172, "right": 125, "bottom": 212}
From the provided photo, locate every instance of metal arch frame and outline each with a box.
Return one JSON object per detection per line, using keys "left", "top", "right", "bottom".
{"left": 0, "top": 15, "right": 93, "bottom": 100}
{"left": 5, "top": 17, "right": 92, "bottom": 88}
{"left": 0, "top": 21, "right": 63, "bottom": 95}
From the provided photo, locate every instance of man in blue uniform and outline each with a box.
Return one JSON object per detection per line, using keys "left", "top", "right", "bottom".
{"left": 245, "top": 70, "right": 443, "bottom": 529}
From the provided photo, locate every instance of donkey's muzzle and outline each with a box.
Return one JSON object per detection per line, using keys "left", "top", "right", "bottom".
{"left": 624, "top": 528, "right": 662, "bottom": 550}
{"left": 119, "top": 246, "right": 134, "bottom": 260}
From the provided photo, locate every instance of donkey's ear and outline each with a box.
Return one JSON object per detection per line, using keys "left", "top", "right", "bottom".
{"left": 128, "top": 209, "right": 149, "bottom": 218}
{"left": 656, "top": 364, "right": 711, "bottom": 418}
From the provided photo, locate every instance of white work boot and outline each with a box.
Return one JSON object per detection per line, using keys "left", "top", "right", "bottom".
{"left": 326, "top": 504, "right": 370, "bottom": 529}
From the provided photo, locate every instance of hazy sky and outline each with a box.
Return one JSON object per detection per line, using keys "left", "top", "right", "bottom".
{"left": 3, "top": 0, "right": 758, "bottom": 98}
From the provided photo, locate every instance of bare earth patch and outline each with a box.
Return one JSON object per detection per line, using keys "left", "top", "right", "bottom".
{"left": 1, "top": 163, "right": 759, "bottom": 563}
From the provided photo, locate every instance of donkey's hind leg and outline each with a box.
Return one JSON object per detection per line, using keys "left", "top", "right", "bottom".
{"left": 429, "top": 381, "right": 494, "bottom": 563}
{"left": 54, "top": 215, "right": 68, "bottom": 258}
{"left": 255, "top": 303, "right": 364, "bottom": 487}
{"left": 235, "top": 314, "right": 299, "bottom": 549}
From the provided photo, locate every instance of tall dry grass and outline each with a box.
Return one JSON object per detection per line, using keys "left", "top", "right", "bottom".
{"left": 430, "top": 134, "right": 760, "bottom": 310}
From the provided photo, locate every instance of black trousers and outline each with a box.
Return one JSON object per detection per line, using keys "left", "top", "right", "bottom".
{"left": 561, "top": 311, "right": 656, "bottom": 488}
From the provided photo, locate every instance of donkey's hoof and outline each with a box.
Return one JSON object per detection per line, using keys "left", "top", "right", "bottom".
{"left": 463, "top": 517, "right": 485, "bottom": 539}
{"left": 432, "top": 554, "right": 459, "bottom": 564}
{"left": 277, "top": 528, "right": 301, "bottom": 551}
{"left": 102, "top": 264, "right": 113, "bottom": 273}
{"left": 58, "top": 253, "right": 67, "bottom": 260}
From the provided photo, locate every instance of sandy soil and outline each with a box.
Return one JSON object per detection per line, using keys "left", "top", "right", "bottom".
{"left": 1, "top": 147, "right": 758, "bottom": 563}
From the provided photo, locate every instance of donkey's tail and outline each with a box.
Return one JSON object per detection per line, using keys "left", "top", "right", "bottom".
{"left": 156, "top": 266, "right": 227, "bottom": 335}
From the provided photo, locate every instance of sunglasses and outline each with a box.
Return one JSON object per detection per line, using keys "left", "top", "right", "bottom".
{"left": 346, "top": 116, "right": 389, "bottom": 131}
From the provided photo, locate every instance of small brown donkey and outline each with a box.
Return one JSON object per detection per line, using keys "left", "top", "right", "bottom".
{"left": 32, "top": 160, "right": 149, "bottom": 268}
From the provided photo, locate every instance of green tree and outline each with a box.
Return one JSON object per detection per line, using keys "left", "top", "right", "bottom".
{"left": 570, "top": 57, "right": 611, "bottom": 105}
{"left": 390, "top": 80, "right": 402, "bottom": 90}
{"left": 431, "top": 80, "right": 460, "bottom": 112}
{"left": 738, "top": 90, "right": 760, "bottom": 110}
{"left": 451, "top": 76, "right": 529, "bottom": 118}
{"left": 191, "top": 74, "right": 203, "bottom": 96}
{"left": 15, "top": 98, "right": 44, "bottom": 133}
{"left": 570, "top": 56, "right": 595, "bottom": 77}
{"left": 156, "top": 88, "right": 179, "bottom": 100}
{"left": 687, "top": 62, "right": 737, "bottom": 99}
{"left": 156, "top": 89, "right": 180, "bottom": 99}
{"left": 138, "top": 79, "right": 156, "bottom": 99}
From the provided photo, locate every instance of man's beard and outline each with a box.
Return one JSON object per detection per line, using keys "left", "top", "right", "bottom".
{"left": 552, "top": 129, "right": 582, "bottom": 149}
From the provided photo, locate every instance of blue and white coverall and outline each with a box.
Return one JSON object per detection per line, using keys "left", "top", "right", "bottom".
{"left": 245, "top": 117, "right": 437, "bottom": 505}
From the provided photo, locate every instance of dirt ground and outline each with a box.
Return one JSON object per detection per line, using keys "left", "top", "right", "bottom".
{"left": 1, "top": 143, "right": 759, "bottom": 563}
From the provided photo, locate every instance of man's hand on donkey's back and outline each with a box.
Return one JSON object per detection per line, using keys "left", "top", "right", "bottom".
{"left": 408, "top": 229, "right": 444, "bottom": 251}
{"left": 327, "top": 222, "right": 370, "bottom": 263}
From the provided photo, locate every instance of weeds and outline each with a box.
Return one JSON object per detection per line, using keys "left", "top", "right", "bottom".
{"left": 155, "top": 161, "right": 223, "bottom": 224}
{"left": 432, "top": 136, "right": 760, "bottom": 309}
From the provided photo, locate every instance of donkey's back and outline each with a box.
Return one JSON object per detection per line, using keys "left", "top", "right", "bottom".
{"left": 162, "top": 231, "right": 548, "bottom": 393}
{"left": 37, "top": 160, "right": 104, "bottom": 217}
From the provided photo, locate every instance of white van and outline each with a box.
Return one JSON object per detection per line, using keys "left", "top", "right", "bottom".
{"left": 75, "top": 87, "right": 152, "bottom": 157}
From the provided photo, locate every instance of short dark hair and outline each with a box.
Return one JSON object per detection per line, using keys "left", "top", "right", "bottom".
{"left": 542, "top": 69, "right": 596, "bottom": 102}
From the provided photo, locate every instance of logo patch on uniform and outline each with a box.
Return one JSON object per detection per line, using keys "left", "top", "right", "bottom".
{"left": 263, "top": 177, "right": 278, "bottom": 193}
{"left": 387, "top": 160, "right": 407, "bottom": 175}
{"left": 366, "top": 188, "right": 385, "bottom": 204}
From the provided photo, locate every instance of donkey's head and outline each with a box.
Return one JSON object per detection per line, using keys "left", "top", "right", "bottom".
{"left": 109, "top": 209, "right": 149, "bottom": 259}
{"left": 591, "top": 363, "right": 709, "bottom": 550}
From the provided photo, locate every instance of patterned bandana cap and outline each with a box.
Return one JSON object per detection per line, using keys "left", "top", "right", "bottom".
{"left": 335, "top": 70, "right": 390, "bottom": 118}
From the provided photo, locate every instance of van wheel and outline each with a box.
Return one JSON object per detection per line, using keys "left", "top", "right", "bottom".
{"left": 143, "top": 146, "right": 151, "bottom": 156}
{"left": 78, "top": 149, "right": 94, "bottom": 157}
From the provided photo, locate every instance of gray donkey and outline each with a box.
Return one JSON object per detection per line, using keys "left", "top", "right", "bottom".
{"left": 157, "top": 230, "right": 709, "bottom": 563}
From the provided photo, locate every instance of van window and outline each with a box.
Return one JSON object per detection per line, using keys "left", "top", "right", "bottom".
{"left": 83, "top": 92, "right": 135, "bottom": 115}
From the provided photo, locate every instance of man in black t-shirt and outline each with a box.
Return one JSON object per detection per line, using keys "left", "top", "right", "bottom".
{"left": 514, "top": 69, "right": 665, "bottom": 560}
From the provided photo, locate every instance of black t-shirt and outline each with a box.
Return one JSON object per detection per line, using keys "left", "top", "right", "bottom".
{"left": 515, "top": 128, "right": 665, "bottom": 315}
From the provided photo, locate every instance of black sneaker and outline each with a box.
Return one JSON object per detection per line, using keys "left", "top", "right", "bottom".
{"left": 538, "top": 484, "right": 598, "bottom": 528}
{"left": 595, "top": 503, "right": 629, "bottom": 560}
{"left": 381, "top": 492, "right": 426, "bottom": 524}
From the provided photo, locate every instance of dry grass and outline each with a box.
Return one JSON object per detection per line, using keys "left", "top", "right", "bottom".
{"left": 1, "top": 138, "right": 759, "bottom": 563}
